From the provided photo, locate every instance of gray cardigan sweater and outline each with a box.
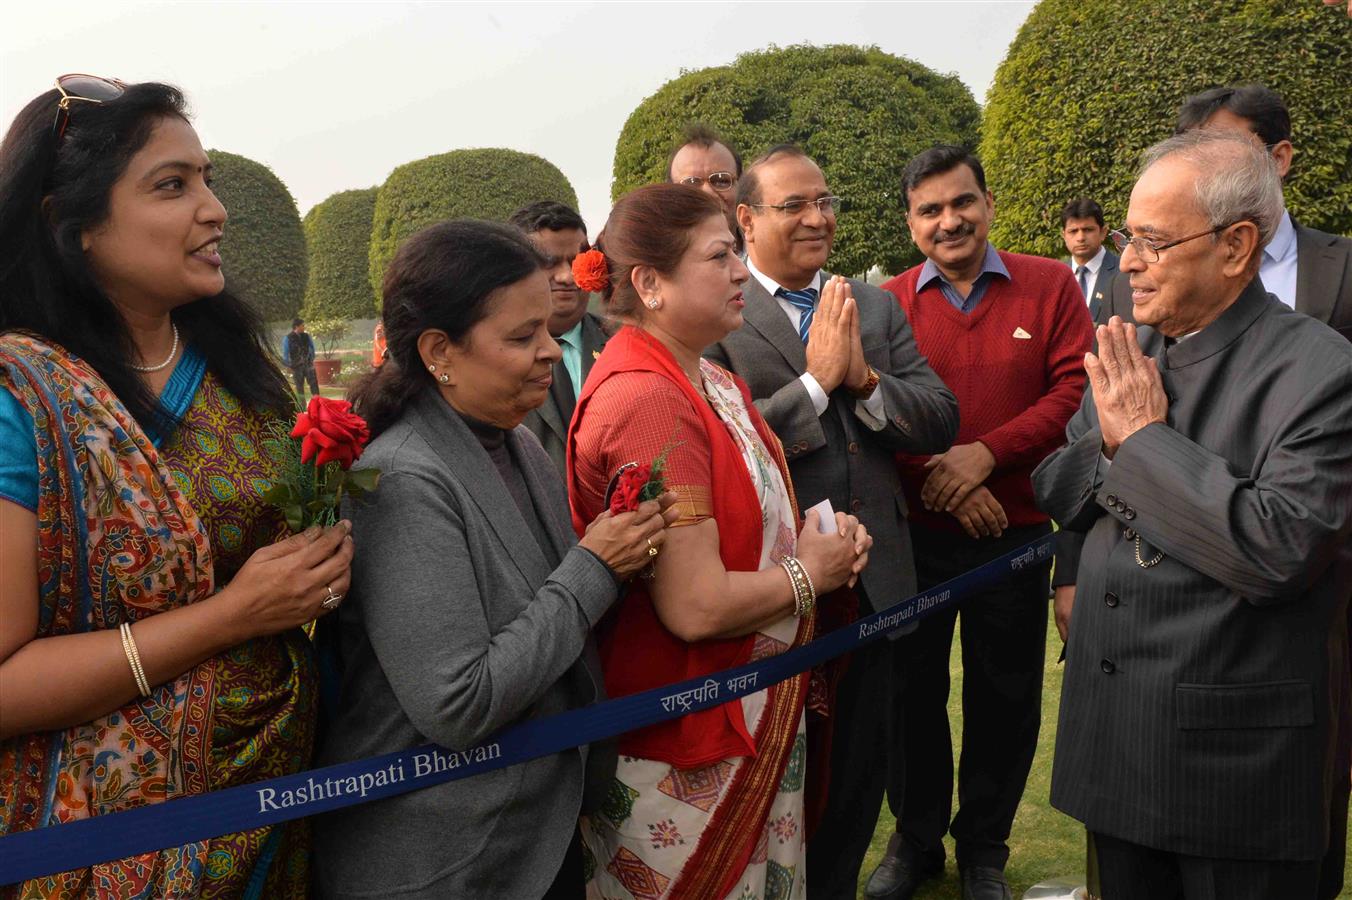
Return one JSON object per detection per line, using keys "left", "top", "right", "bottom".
{"left": 313, "top": 388, "right": 617, "bottom": 898}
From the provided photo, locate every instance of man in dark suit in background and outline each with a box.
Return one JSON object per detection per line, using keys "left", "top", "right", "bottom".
{"left": 1035, "top": 130, "right": 1352, "bottom": 900}
{"left": 510, "top": 201, "right": 608, "bottom": 482}
{"left": 705, "top": 144, "right": 959, "bottom": 900}
{"left": 1053, "top": 84, "right": 1352, "bottom": 897}
{"left": 1060, "top": 198, "right": 1119, "bottom": 322}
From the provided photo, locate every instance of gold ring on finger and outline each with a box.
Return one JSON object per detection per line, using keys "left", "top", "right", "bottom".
{"left": 321, "top": 584, "right": 344, "bottom": 610}
{"left": 646, "top": 538, "right": 659, "bottom": 558}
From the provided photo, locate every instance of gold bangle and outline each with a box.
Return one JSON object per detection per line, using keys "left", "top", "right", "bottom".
{"left": 120, "top": 622, "right": 151, "bottom": 698}
{"left": 780, "top": 556, "right": 817, "bottom": 618}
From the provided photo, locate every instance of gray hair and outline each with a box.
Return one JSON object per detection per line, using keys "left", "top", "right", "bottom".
{"left": 1139, "top": 130, "right": 1284, "bottom": 251}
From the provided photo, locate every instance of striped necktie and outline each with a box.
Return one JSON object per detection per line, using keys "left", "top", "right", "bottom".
{"left": 778, "top": 286, "right": 820, "bottom": 344}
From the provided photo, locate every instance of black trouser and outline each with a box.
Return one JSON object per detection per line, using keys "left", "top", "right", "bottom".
{"left": 1092, "top": 832, "right": 1321, "bottom": 900}
{"left": 291, "top": 364, "right": 319, "bottom": 398}
{"left": 886, "top": 523, "right": 1051, "bottom": 871}
{"left": 806, "top": 609, "right": 892, "bottom": 900}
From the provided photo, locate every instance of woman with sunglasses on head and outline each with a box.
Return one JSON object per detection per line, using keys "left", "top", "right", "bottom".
{"left": 0, "top": 78, "right": 352, "bottom": 896}
{"left": 567, "top": 184, "right": 871, "bottom": 899}
{"left": 312, "top": 220, "right": 676, "bottom": 899}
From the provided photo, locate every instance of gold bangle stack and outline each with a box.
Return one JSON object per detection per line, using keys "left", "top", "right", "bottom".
{"left": 780, "top": 555, "right": 817, "bottom": 618}
{"left": 119, "top": 622, "right": 151, "bottom": 698}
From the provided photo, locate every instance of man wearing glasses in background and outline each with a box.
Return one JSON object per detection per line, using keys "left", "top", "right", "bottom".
{"left": 666, "top": 123, "right": 743, "bottom": 252}
{"left": 706, "top": 144, "right": 960, "bottom": 900}
{"left": 866, "top": 145, "right": 1092, "bottom": 900}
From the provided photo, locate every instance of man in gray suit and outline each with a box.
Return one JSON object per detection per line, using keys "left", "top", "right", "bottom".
{"left": 705, "top": 144, "right": 959, "bottom": 899}
{"left": 511, "top": 201, "right": 609, "bottom": 482}
{"left": 1060, "top": 197, "right": 1119, "bottom": 322}
{"left": 1051, "top": 84, "right": 1352, "bottom": 896}
{"left": 1034, "top": 130, "right": 1352, "bottom": 899}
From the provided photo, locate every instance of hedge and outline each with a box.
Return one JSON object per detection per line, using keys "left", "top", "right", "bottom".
{"left": 981, "top": 0, "right": 1352, "bottom": 257}
{"left": 302, "top": 187, "right": 379, "bottom": 320}
{"left": 207, "top": 150, "right": 308, "bottom": 322}
{"left": 368, "top": 148, "right": 578, "bottom": 298}
{"left": 612, "top": 44, "right": 982, "bottom": 276}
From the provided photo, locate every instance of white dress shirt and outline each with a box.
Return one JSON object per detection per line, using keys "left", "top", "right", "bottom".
{"left": 745, "top": 257, "right": 885, "bottom": 429}
{"left": 1261, "top": 211, "right": 1298, "bottom": 309}
{"left": 1068, "top": 245, "right": 1108, "bottom": 306}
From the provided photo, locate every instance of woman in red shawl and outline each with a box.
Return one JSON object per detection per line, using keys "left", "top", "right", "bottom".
{"left": 567, "top": 184, "right": 872, "bottom": 899}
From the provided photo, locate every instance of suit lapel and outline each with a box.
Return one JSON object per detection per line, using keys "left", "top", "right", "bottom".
{"left": 579, "top": 313, "right": 608, "bottom": 387}
{"left": 1294, "top": 222, "right": 1342, "bottom": 326}
{"left": 740, "top": 275, "right": 807, "bottom": 374}
{"left": 407, "top": 390, "right": 553, "bottom": 588}
{"left": 510, "top": 427, "right": 574, "bottom": 566}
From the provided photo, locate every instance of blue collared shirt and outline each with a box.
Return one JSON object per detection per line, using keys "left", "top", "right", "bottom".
{"left": 1261, "top": 210, "right": 1298, "bottom": 309}
{"left": 917, "top": 243, "right": 1011, "bottom": 314}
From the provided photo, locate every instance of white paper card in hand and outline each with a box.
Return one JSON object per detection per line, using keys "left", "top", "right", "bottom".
{"left": 805, "top": 498, "right": 836, "bottom": 534}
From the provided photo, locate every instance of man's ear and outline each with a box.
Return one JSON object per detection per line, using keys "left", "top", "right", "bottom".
{"left": 1269, "top": 140, "right": 1294, "bottom": 181}
{"left": 1221, "top": 221, "right": 1261, "bottom": 278}
{"left": 736, "top": 205, "right": 755, "bottom": 244}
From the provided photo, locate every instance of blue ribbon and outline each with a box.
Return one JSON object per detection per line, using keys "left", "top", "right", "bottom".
{"left": 0, "top": 535, "right": 1053, "bottom": 885}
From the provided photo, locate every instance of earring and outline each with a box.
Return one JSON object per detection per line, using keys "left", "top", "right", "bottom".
{"left": 438, "top": 373, "right": 449, "bottom": 384}
{"left": 427, "top": 364, "right": 436, "bottom": 373}
{"left": 647, "top": 297, "right": 661, "bottom": 310}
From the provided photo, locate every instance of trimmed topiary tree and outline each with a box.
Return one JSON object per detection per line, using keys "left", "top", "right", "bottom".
{"left": 208, "top": 150, "right": 308, "bottom": 322}
{"left": 612, "top": 44, "right": 982, "bottom": 276}
{"left": 302, "top": 188, "right": 379, "bottom": 320}
{"left": 368, "top": 149, "right": 578, "bottom": 298}
{"left": 982, "top": 1, "right": 1352, "bottom": 257}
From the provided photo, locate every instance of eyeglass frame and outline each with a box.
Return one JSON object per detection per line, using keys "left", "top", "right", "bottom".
{"left": 51, "top": 73, "right": 127, "bottom": 142}
{"left": 678, "top": 171, "right": 737, "bottom": 192}
{"left": 1108, "top": 221, "right": 1240, "bottom": 263}
{"left": 747, "top": 196, "right": 843, "bottom": 217}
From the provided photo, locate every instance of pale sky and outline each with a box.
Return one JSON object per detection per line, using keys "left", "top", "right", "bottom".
{"left": 2, "top": 1, "right": 1035, "bottom": 236}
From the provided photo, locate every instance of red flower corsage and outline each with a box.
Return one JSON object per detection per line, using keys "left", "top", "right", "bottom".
{"left": 573, "top": 248, "right": 610, "bottom": 293}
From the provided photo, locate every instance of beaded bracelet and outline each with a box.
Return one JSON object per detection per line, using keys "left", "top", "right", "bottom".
{"left": 780, "top": 556, "right": 817, "bottom": 618}
{"left": 119, "top": 621, "right": 151, "bottom": 698}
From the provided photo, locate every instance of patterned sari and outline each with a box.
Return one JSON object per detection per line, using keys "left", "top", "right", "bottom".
{"left": 569, "top": 327, "right": 812, "bottom": 900}
{"left": 0, "top": 335, "right": 316, "bottom": 899}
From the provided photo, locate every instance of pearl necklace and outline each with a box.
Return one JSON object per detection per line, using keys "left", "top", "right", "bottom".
{"left": 130, "top": 324, "right": 180, "bottom": 373}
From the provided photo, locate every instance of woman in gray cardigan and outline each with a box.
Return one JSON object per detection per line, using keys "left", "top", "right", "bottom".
{"left": 313, "top": 220, "right": 676, "bottom": 899}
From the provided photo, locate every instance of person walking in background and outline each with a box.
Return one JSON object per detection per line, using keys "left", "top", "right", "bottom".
{"left": 283, "top": 316, "right": 319, "bottom": 398}
{"left": 866, "top": 145, "right": 1092, "bottom": 900}
{"left": 707, "top": 144, "right": 959, "bottom": 900}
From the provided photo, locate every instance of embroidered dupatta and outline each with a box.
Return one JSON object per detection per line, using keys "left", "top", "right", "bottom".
{"left": 0, "top": 335, "right": 314, "bottom": 899}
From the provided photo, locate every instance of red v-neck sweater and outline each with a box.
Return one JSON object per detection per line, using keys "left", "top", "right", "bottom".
{"left": 882, "top": 250, "right": 1093, "bottom": 534}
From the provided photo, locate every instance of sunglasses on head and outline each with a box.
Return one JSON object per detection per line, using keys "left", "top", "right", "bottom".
{"left": 680, "top": 171, "right": 736, "bottom": 192}
{"left": 52, "top": 74, "right": 127, "bottom": 142}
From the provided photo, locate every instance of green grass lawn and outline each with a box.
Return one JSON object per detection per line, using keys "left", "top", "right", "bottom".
{"left": 855, "top": 618, "right": 1352, "bottom": 899}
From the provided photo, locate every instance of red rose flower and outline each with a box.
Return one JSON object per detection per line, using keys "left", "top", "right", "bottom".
{"left": 573, "top": 248, "right": 610, "bottom": 294}
{"left": 291, "top": 397, "right": 371, "bottom": 470}
{"left": 610, "top": 463, "right": 652, "bottom": 514}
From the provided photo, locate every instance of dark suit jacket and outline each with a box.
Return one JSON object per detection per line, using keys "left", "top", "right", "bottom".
{"left": 1055, "top": 220, "right": 1352, "bottom": 587}
{"left": 522, "top": 312, "right": 609, "bottom": 481}
{"left": 705, "top": 273, "right": 959, "bottom": 613}
{"left": 315, "top": 388, "right": 616, "bottom": 898}
{"left": 1063, "top": 250, "right": 1120, "bottom": 322}
{"left": 1033, "top": 280, "right": 1352, "bottom": 859}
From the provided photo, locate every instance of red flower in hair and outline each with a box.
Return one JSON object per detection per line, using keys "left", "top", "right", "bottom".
{"left": 573, "top": 248, "right": 610, "bottom": 293}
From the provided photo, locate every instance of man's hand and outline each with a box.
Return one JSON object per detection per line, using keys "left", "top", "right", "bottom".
{"left": 806, "top": 276, "right": 858, "bottom": 394}
{"left": 1086, "top": 317, "right": 1168, "bottom": 458}
{"left": 1053, "top": 585, "right": 1075, "bottom": 643}
{"left": 922, "top": 441, "right": 996, "bottom": 512}
{"left": 838, "top": 280, "right": 872, "bottom": 392}
{"left": 950, "top": 485, "right": 1008, "bottom": 539}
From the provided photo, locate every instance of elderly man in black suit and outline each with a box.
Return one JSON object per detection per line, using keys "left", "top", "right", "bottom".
{"left": 510, "top": 201, "right": 609, "bottom": 483}
{"left": 1034, "top": 130, "right": 1352, "bottom": 900}
{"left": 1052, "top": 84, "right": 1352, "bottom": 897}
{"left": 705, "top": 143, "right": 958, "bottom": 899}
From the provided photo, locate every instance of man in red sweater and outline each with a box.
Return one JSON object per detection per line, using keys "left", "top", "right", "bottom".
{"left": 863, "top": 146, "right": 1093, "bottom": 900}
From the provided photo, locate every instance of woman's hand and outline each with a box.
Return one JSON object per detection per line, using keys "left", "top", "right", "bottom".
{"left": 219, "top": 522, "right": 354, "bottom": 640}
{"left": 795, "top": 510, "right": 872, "bottom": 593}
{"left": 580, "top": 491, "right": 680, "bottom": 580}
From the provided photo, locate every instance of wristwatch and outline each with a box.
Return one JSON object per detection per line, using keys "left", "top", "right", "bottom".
{"left": 847, "top": 366, "right": 880, "bottom": 399}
